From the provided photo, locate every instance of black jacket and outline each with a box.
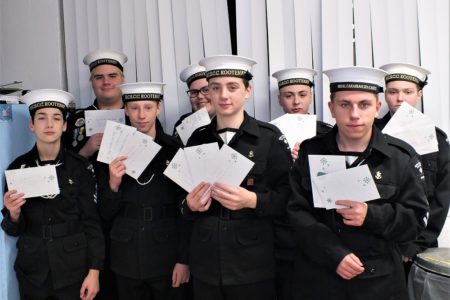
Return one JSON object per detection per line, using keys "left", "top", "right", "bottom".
{"left": 274, "top": 119, "right": 332, "bottom": 261}
{"left": 1, "top": 146, "right": 104, "bottom": 290}
{"left": 287, "top": 126, "right": 429, "bottom": 300}
{"left": 97, "top": 127, "right": 189, "bottom": 280}
{"left": 182, "top": 112, "right": 292, "bottom": 286}
{"left": 376, "top": 113, "right": 450, "bottom": 257}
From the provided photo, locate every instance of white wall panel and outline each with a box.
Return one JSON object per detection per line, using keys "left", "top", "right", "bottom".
{"left": 158, "top": 0, "right": 180, "bottom": 132}
{"left": 321, "top": 0, "right": 353, "bottom": 124}
{"left": 418, "top": 0, "right": 450, "bottom": 133}
{"left": 134, "top": 0, "right": 151, "bottom": 82}
{"left": 119, "top": 0, "right": 137, "bottom": 84}
{"left": 354, "top": 0, "right": 373, "bottom": 67}
{"left": 236, "top": 0, "right": 255, "bottom": 117}
{"left": 172, "top": 0, "right": 192, "bottom": 118}
{"left": 267, "top": 0, "right": 287, "bottom": 120}
{"left": 186, "top": 0, "right": 205, "bottom": 62}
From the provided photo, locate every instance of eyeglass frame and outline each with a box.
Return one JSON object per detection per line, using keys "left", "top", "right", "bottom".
{"left": 186, "top": 86, "right": 209, "bottom": 98}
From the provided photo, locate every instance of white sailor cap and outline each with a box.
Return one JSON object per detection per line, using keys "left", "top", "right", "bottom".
{"left": 21, "top": 89, "right": 74, "bottom": 116}
{"left": 272, "top": 68, "right": 317, "bottom": 89}
{"left": 379, "top": 63, "right": 430, "bottom": 88}
{"left": 119, "top": 82, "right": 165, "bottom": 103}
{"left": 199, "top": 55, "right": 257, "bottom": 80}
{"left": 83, "top": 49, "right": 128, "bottom": 72}
{"left": 323, "top": 66, "right": 388, "bottom": 94}
{"left": 179, "top": 64, "right": 207, "bottom": 87}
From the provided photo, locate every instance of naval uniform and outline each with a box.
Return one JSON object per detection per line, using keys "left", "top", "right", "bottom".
{"left": 274, "top": 119, "right": 333, "bottom": 300}
{"left": 172, "top": 112, "right": 193, "bottom": 140}
{"left": 287, "top": 126, "right": 429, "bottom": 300}
{"left": 1, "top": 146, "right": 104, "bottom": 300}
{"left": 182, "top": 112, "right": 292, "bottom": 300}
{"left": 97, "top": 126, "right": 189, "bottom": 300}
{"left": 375, "top": 113, "right": 450, "bottom": 267}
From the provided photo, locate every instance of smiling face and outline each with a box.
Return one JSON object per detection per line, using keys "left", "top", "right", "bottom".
{"left": 208, "top": 76, "right": 251, "bottom": 118}
{"left": 384, "top": 80, "right": 422, "bottom": 113}
{"left": 188, "top": 78, "right": 215, "bottom": 116}
{"left": 30, "top": 107, "right": 67, "bottom": 145}
{"left": 328, "top": 90, "right": 381, "bottom": 144}
{"left": 278, "top": 84, "right": 313, "bottom": 114}
{"left": 125, "top": 100, "right": 160, "bottom": 136}
{"left": 90, "top": 64, "right": 125, "bottom": 106}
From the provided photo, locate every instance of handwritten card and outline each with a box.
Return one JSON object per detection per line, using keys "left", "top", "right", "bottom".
{"left": 271, "top": 113, "right": 317, "bottom": 150}
{"left": 85, "top": 109, "right": 126, "bottom": 136}
{"left": 308, "top": 155, "right": 346, "bottom": 208}
{"left": 176, "top": 107, "right": 211, "bottom": 145}
{"left": 382, "top": 102, "right": 438, "bottom": 155}
{"left": 97, "top": 121, "right": 161, "bottom": 179}
{"left": 312, "top": 164, "right": 380, "bottom": 210}
{"left": 5, "top": 165, "right": 60, "bottom": 198}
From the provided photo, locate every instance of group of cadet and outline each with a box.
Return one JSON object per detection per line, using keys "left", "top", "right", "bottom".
{"left": 2, "top": 48, "right": 449, "bottom": 300}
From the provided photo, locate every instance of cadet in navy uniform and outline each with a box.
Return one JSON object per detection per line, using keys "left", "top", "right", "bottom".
{"left": 271, "top": 68, "right": 332, "bottom": 300}
{"left": 97, "top": 82, "right": 190, "bottom": 300}
{"left": 63, "top": 49, "right": 128, "bottom": 159}
{"left": 375, "top": 63, "right": 450, "bottom": 272}
{"left": 173, "top": 63, "right": 216, "bottom": 139}
{"left": 63, "top": 49, "right": 128, "bottom": 300}
{"left": 2, "top": 89, "right": 104, "bottom": 300}
{"left": 288, "top": 67, "right": 429, "bottom": 300}
{"left": 272, "top": 67, "right": 332, "bottom": 160}
{"left": 182, "top": 55, "right": 292, "bottom": 300}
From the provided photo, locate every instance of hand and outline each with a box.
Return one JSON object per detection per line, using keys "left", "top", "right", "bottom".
{"left": 211, "top": 182, "right": 257, "bottom": 211}
{"left": 3, "top": 190, "right": 26, "bottom": 222}
{"left": 186, "top": 182, "right": 212, "bottom": 212}
{"left": 109, "top": 156, "right": 127, "bottom": 192}
{"left": 402, "top": 255, "right": 413, "bottom": 263}
{"left": 172, "top": 263, "right": 190, "bottom": 287}
{"left": 79, "top": 269, "right": 99, "bottom": 300}
{"left": 291, "top": 142, "right": 300, "bottom": 160}
{"left": 335, "top": 200, "right": 368, "bottom": 226}
{"left": 79, "top": 133, "right": 103, "bottom": 158}
{"left": 336, "top": 253, "right": 364, "bottom": 280}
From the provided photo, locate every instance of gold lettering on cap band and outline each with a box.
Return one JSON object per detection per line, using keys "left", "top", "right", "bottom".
{"left": 278, "top": 78, "right": 313, "bottom": 89}
{"left": 89, "top": 58, "right": 123, "bottom": 71}
{"left": 385, "top": 73, "right": 421, "bottom": 84}
{"left": 29, "top": 101, "right": 67, "bottom": 112}
{"left": 186, "top": 72, "right": 207, "bottom": 86}
{"left": 330, "top": 82, "right": 383, "bottom": 93}
{"left": 206, "top": 69, "right": 249, "bottom": 79}
{"left": 123, "top": 93, "right": 163, "bottom": 101}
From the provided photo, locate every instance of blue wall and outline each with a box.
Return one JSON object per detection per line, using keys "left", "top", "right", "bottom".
{"left": 0, "top": 104, "right": 35, "bottom": 300}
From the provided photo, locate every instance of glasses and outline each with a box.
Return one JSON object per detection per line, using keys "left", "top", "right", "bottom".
{"left": 186, "top": 86, "right": 209, "bottom": 98}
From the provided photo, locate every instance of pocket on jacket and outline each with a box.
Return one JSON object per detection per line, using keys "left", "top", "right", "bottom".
{"left": 358, "top": 255, "right": 394, "bottom": 279}
{"left": 236, "top": 227, "right": 261, "bottom": 246}
{"left": 192, "top": 226, "right": 212, "bottom": 242}
{"left": 110, "top": 225, "right": 134, "bottom": 243}
{"left": 15, "top": 236, "right": 43, "bottom": 276}
{"left": 153, "top": 226, "right": 177, "bottom": 243}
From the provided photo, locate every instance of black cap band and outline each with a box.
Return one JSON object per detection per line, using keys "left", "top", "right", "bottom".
{"left": 385, "top": 73, "right": 427, "bottom": 88}
{"left": 89, "top": 58, "right": 123, "bottom": 72}
{"left": 330, "top": 82, "right": 383, "bottom": 94}
{"left": 278, "top": 78, "right": 314, "bottom": 89}
{"left": 123, "top": 93, "right": 163, "bottom": 102}
{"left": 29, "top": 101, "right": 67, "bottom": 119}
{"left": 186, "top": 71, "right": 207, "bottom": 87}
{"left": 206, "top": 69, "right": 253, "bottom": 81}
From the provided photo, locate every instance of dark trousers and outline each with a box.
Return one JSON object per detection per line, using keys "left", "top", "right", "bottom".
{"left": 193, "top": 277, "right": 275, "bottom": 300}
{"left": 19, "top": 272, "right": 81, "bottom": 300}
{"left": 95, "top": 234, "right": 118, "bottom": 300}
{"left": 116, "top": 273, "right": 172, "bottom": 300}
{"left": 275, "top": 259, "right": 294, "bottom": 300}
